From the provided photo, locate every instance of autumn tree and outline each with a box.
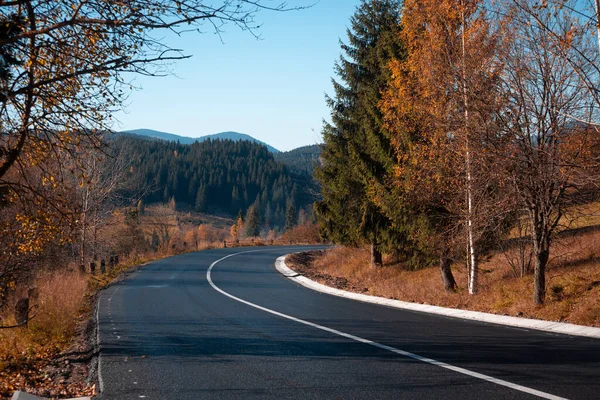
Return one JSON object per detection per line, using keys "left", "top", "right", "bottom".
{"left": 380, "top": 0, "right": 506, "bottom": 292}
{"left": 315, "top": 0, "right": 406, "bottom": 268}
{"left": 507, "top": 1, "right": 600, "bottom": 116}
{"left": 0, "top": 0, "right": 307, "bottom": 184}
{"left": 229, "top": 212, "right": 244, "bottom": 242}
{"left": 495, "top": 0, "right": 600, "bottom": 304}
{"left": 0, "top": 163, "right": 74, "bottom": 307}
{"left": 75, "top": 145, "right": 129, "bottom": 264}
{"left": 0, "top": 0, "right": 308, "bottom": 281}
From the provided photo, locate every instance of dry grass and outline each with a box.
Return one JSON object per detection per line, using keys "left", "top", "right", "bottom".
{"left": 0, "top": 271, "right": 87, "bottom": 361}
{"left": 0, "top": 270, "right": 90, "bottom": 397}
{"left": 289, "top": 229, "right": 600, "bottom": 328}
{"left": 0, "top": 238, "right": 223, "bottom": 397}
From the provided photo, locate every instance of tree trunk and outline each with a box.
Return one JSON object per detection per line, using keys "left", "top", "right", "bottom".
{"left": 440, "top": 247, "right": 457, "bottom": 292}
{"left": 533, "top": 237, "right": 550, "bottom": 305}
{"left": 461, "top": 4, "right": 478, "bottom": 295}
{"left": 468, "top": 226, "right": 478, "bottom": 294}
{"left": 80, "top": 211, "right": 86, "bottom": 265}
{"left": 371, "top": 243, "right": 382, "bottom": 268}
{"left": 92, "top": 222, "right": 97, "bottom": 262}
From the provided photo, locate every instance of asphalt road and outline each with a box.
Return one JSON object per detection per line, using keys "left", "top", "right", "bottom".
{"left": 96, "top": 246, "right": 600, "bottom": 399}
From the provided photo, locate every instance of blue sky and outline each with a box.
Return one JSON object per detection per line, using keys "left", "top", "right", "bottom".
{"left": 111, "top": 1, "right": 362, "bottom": 152}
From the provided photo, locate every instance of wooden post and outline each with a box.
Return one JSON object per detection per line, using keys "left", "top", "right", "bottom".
{"left": 100, "top": 260, "right": 106, "bottom": 274}
{"left": 79, "top": 264, "right": 86, "bottom": 275}
{"left": 89, "top": 261, "right": 96, "bottom": 275}
{"left": 223, "top": 240, "right": 227, "bottom": 248}
{"left": 15, "top": 298, "right": 29, "bottom": 326}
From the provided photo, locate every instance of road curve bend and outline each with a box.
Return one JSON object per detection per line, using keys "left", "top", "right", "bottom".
{"left": 96, "top": 246, "right": 600, "bottom": 399}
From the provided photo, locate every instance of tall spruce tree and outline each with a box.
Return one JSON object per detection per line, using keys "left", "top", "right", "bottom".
{"left": 315, "top": 0, "right": 407, "bottom": 267}
{"left": 244, "top": 202, "right": 261, "bottom": 238}
{"left": 285, "top": 202, "right": 298, "bottom": 232}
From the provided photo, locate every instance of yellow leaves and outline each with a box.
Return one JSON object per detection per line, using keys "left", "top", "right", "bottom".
{"left": 12, "top": 212, "right": 61, "bottom": 256}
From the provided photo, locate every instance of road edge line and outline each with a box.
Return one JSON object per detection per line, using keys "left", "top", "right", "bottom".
{"left": 208, "top": 250, "right": 567, "bottom": 400}
{"left": 275, "top": 255, "right": 600, "bottom": 340}
{"left": 95, "top": 292, "right": 104, "bottom": 395}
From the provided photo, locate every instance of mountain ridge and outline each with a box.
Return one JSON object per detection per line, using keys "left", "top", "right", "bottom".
{"left": 120, "top": 128, "right": 280, "bottom": 153}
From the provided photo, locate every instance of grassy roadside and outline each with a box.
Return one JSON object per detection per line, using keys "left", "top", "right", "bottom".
{"left": 0, "top": 236, "right": 320, "bottom": 399}
{"left": 287, "top": 229, "right": 600, "bottom": 328}
{"left": 0, "top": 246, "right": 213, "bottom": 399}
{"left": 0, "top": 252, "right": 166, "bottom": 399}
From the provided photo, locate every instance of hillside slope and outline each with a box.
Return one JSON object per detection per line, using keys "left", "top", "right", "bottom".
{"left": 120, "top": 129, "right": 280, "bottom": 153}
{"left": 115, "top": 136, "right": 312, "bottom": 231}
{"left": 274, "top": 144, "right": 321, "bottom": 175}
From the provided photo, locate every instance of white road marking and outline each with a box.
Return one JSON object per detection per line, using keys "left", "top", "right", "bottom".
{"left": 108, "top": 287, "right": 120, "bottom": 302}
{"left": 97, "top": 285, "right": 122, "bottom": 395}
{"left": 96, "top": 292, "right": 105, "bottom": 394}
{"left": 207, "top": 250, "right": 568, "bottom": 400}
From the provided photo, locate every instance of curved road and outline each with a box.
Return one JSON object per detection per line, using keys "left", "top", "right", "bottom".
{"left": 96, "top": 246, "right": 600, "bottom": 399}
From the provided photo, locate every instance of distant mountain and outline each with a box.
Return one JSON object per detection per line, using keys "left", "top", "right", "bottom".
{"left": 114, "top": 135, "right": 314, "bottom": 230}
{"left": 119, "top": 128, "right": 280, "bottom": 153}
{"left": 274, "top": 144, "right": 322, "bottom": 175}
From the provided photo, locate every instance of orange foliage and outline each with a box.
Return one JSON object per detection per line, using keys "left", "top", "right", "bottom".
{"left": 382, "top": 0, "right": 501, "bottom": 210}
{"left": 281, "top": 223, "right": 321, "bottom": 244}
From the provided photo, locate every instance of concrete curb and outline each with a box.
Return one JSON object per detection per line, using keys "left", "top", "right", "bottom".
{"left": 275, "top": 255, "right": 600, "bottom": 339}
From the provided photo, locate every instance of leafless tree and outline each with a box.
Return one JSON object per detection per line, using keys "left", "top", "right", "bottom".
{"left": 75, "top": 143, "right": 130, "bottom": 264}
{"left": 497, "top": 0, "right": 600, "bottom": 304}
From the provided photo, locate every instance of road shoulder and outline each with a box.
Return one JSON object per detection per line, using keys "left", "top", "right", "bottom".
{"left": 276, "top": 254, "right": 600, "bottom": 339}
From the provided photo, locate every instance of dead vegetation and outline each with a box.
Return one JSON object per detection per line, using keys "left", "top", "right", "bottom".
{"left": 0, "top": 271, "right": 93, "bottom": 398}
{"left": 288, "top": 228, "right": 600, "bottom": 328}
{"left": 0, "top": 206, "right": 233, "bottom": 398}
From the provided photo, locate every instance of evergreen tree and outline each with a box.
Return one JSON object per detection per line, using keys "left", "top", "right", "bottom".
{"left": 195, "top": 184, "right": 207, "bottom": 212}
{"left": 315, "top": 0, "right": 407, "bottom": 267}
{"left": 244, "top": 202, "right": 261, "bottom": 238}
{"left": 113, "top": 136, "right": 313, "bottom": 231}
{"left": 285, "top": 202, "right": 298, "bottom": 232}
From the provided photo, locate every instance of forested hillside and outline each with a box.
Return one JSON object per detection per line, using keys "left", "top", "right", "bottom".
{"left": 274, "top": 144, "right": 321, "bottom": 175}
{"left": 115, "top": 136, "right": 313, "bottom": 230}
{"left": 120, "top": 129, "right": 280, "bottom": 153}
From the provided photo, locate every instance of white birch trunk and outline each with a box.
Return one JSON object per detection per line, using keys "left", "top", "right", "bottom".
{"left": 462, "top": 4, "right": 478, "bottom": 295}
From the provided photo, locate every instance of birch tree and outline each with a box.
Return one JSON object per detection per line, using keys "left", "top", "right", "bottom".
{"left": 76, "top": 145, "right": 129, "bottom": 264}
{"left": 382, "top": 0, "right": 504, "bottom": 293}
